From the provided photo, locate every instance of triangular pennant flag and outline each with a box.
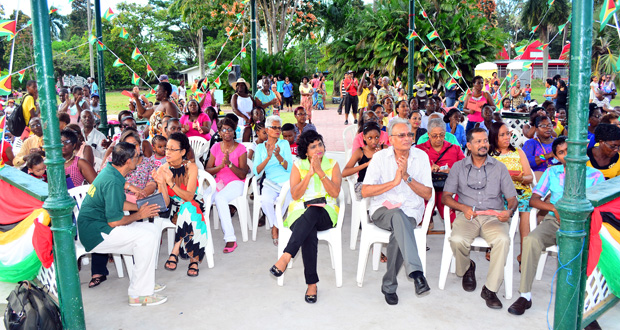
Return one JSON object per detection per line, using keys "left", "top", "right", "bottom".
{"left": 236, "top": 13, "right": 242, "bottom": 20}
{"left": 452, "top": 70, "right": 462, "bottom": 79}
{"left": 0, "top": 75, "right": 11, "bottom": 96}
{"left": 445, "top": 78, "right": 457, "bottom": 89}
{"left": 426, "top": 30, "right": 439, "bottom": 41}
{"left": 568, "top": 13, "right": 572, "bottom": 22}
{"left": 96, "top": 41, "right": 107, "bottom": 51}
{"left": 65, "top": 48, "right": 72, "bottom": 55}
{"left": 559, "top": 42, "right": 571, "bottom": 60}
{"left": 226, "top": 62, "right": 233, "bottom": 72}
{"left": 113, "top": 58, "right": 125, "bottom": 67}
{"left": 6, "top": 34, "right": 14, "bottom": 41}
{"left": 522, "top": 61, "right": 533, "bottom": 71}
{"left": 530, "top": 25, "right": 539, "bottom": 34}
{"left": 419, "top": 10, "right": 428, "bottom": 18}
{"left": 131, "top": 73, "right": 140, "bottom": 85}
{"left": 241, "top": 47, "right": 247, "bottom": 58}
{"left": 0, "top": 20, "right": 16, "bottom": 37}
{"left": 547, "top": 0, "right": 555, "bottom": 5}
{"left": 443, "top": 49, "right": 450, "bottom": 61}
{"left": 201, "top": 79, "right": 209, "bottom": 90}
{"left": 194, "top": 90, "right": 205, "bottom": 101}
{"left": 420, "top": 45, "right": 429, "bottom": 52}
{"left": 616, "top": 55, "right": 620, "bottom": 73}
{"left": 119, "top": 28, "right": 129, "bottom": 39}
{"left": 541, "top": 43, "right": 549, "bottom": 51}
{"left": 214, "top": 77, "right": 221, "bottom": 88}
{"left": 17, "top": 69, "right": 26, "bottom": 83}
{"left": 49, "top": 9, "right": 58, "bottom": 15}
{"left": 26, "top": 20, "right": 32, "bottom": 27}
{"left": 433, "top": 63, "right": 445, "bottom": 72}
{"left": 131, "top": 47, "right": 142, "bottom": 60}
{"left": 208, "top": 60, "right": 217, "bottom": 69}
{"left": 146, "top": 64, "right": 154, "bottom": 76}
{"left": 515, "top": 45, "right": 526, "bottom": 55}
{"left": 406, "top": 31, "right": 419, "bottom": 40}
{"left": 558, "top": 23, "right": 567, "bottom": 33}
{"left": 599, "top": 0, "right": 618, "bottom": 31}
{"left": 145, "top": 89, "right": 156, "bottom": 98}
{"left": 103, "top": 8, "right": 116, "bottom": 21}
{"left": 89, "top": 35, "right": 97, "bottom": 45}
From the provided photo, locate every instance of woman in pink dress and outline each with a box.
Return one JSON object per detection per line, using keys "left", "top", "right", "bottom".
{"left": 180, "top": 99, "right": 212, "bottom": 141}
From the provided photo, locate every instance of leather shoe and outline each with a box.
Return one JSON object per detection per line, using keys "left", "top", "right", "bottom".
{"left": 508, "top": 297, "right": 532, "bottom": 315}
{"left": 381, "top": 290, "right": 398, "bottom": 305}
{"left": 305, "top": 288, "right": 317, "bottom": 304}
{"left": 411, "top": 274, "right": 431, "bottom": 297}
{"left": 462, "top": 260, "right": 477, "bottom": 292}
{"left": 481, "top": 286, "right": 503, "bottom": 309}
{"left": 269, "top": 265, "right": 285, "bottom": 277}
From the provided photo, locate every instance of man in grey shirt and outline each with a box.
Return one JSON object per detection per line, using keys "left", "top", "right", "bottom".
{"left": 442, "top": 127, "right": 518, "bottom": 310}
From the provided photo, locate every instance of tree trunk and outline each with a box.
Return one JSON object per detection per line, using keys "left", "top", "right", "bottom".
{"left": 541, "top": 25, "right": 549, "bottom": 81}
{"left": 87, "top": 0, "right": 94, "bottom": 78}
{"left": 198, "top": 28, "right": 205, "bottom": 77}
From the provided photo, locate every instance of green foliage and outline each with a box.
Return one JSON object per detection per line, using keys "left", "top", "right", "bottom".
{"left": 65, "top": 0, "right": 90, "bottom": 39}
{"left": 322, "top": 0, "right": 506, "bottom": 91}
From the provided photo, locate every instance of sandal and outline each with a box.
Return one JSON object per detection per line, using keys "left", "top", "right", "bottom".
{"left": 380, "top": 253, "right": 387, "bottom": 263}
{"left": 187, "top": 262, "right": 199, "bottom": 277}
{"left": 486, "top": 248, "right": 491, "bottom": 261}
{"left": 164, "top": 254, "right": 178, "bottom": 271}
{"left": 88, "top": 275, "right": 107, "bottom": 288}
{"left": 223, "top": 242, "right": 238, "bottom": 253}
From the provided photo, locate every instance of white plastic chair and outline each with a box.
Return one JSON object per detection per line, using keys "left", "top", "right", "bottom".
{"left": 529, "top": 206, "right": 558, "bottom": 281}
{"left": 438, "top": 205, "right": 520, "bottom": 299}
{"left": 188, "top": 136, "right": 210, "bottom": 169}
{"left": 274, "top": 181, "right": 346, "bottom": 287}
{"left": 209, "top": 168, "right": 253, "bottom": 242}
{"left": 342, "top": 125, "right": 357, "bottom": 161}
{"left": 155, "top": 169, "right": 216, "bottom": 269}
{"left": 69, "top": 185, "right": 129, "bottom": 278}
{"left": 356, "top": 189, "right": 435, "bottom": 287}
{"left": 346, "top": 176, "right": 362, "bottom": 250}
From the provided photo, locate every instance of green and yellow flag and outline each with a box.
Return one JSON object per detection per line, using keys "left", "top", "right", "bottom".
{"left": 49, "top": 9, "right": 58, "bottom": 14}
{"left": 17, "top": 69, "right": 26, "bottom": 83}
{"left": 515, "top": 45, "right": 526, "bottom": 55}
{"left": 433, "top": 63, "right": 445, "bottom": 72}
{"left": 146, "top": 64, "right": 154, "bottom": 76}
{"left": 96, "top": 41, "right": 106, "bottom": 51}
{"left": 443, "top": 49, "right": 450, "bottom": 61}
{"left": 208, "top": 60, "right": 217, "bottom": 69}
{"left": 226, "top": 62, "right": 233, "bottom": 72}
{"left": 146, "top": 89, "right": 156, "bottom": 98}
{"left": 131, "top": 73, "right": 140, "bottom": 85}
{"left": 241, "top": 47, "right": 247, "bottom": 58}
{"left": 113, "top": 58, "right": 125, "bottom": 67}
{"left": 201, "top": 79, "right": 209, "bottom": 90}
{"left": 452, "top": 70, "right": 462, "bottom": 79}
{"left": 548, "top": 0, "right": 555, "bottom": 6}
{"left": 530, "top": 25, "right": 539, "bottom": 35}
{"left": 522, "top": 61, "right": 533, "bottom": 71}
{"left": 426, "top": 30, "right": 439, "bottom": 41}
{"left": 420, "top": 45, "right": 429, "bottom": 52}
{"left": 0, "top": 75, "right": 11, "bottom": 96}
{"left": 89, "top": 35, "right": 97, "bottom": 45}
{"left": 600, "top": 0, "right": 618, "bottom": 31}
{"left": 131, "top": 47, "right": 142, "bottom": 60}
{"left": 420, "top": 10, "right": 428, "bottom": 18}
{"left": 214, "top": 77, "right": 221, "bottom": 88}
{"left": 119, "top": 28, "right": 129, "bottom": 39}
{"left": 558, "top": 23, "right": 567, "bottom": 33}
{"left": 103, "top": 8, "right": 116, "bottom": 21}
{"left": 406, "top": 31, "right": 419, "bottom": 40}
{"left": 0, "top": 20, "right": 16, "bottom": 38}
{"left": 445, "top": 78, "right": 457, "bottom": 89}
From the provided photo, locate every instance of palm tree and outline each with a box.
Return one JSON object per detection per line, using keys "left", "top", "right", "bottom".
{"left": 520, "top": 0, "right": 570, "bottom": 80}
{"left": 49, "top": 8, "right": 67, "bottom": 40}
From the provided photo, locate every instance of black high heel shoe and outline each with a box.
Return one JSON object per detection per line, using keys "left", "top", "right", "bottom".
{"left": 269, "top": 265, "right": 285, "bottom": 277}
{"left": 305, "top": 287, "right": 318, "bottom": 304}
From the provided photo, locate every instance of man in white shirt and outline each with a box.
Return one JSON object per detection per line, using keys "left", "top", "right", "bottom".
{"left": 81, "top": 110, "right": 108, "bottom": 160}
{"left": 4, "top": 99, "right": 15, "bottom": 115}
{"left": 592, "top": 88, "right": 613, "bottom": 113}
{"left": 362, "top": 118, "right": 433, "bottom": 305}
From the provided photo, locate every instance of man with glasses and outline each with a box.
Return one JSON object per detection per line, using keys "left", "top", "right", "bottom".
{"left": 13, "top": 118, "right": 44, "bottom": 167}
{"left": 442, "top": 127, "right": 518, "bottom": 309}
{"left": 508, "top": 137, "right": 604, "bottom": 316}
{"left": 362, "top": 118, "right": 433, "bottom": 305}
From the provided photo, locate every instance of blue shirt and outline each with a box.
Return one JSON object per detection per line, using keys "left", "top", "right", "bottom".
{"left": 533, "top": 165, "right": 604, "bottom": 217}
{"left": 277, "top": 80, "right": 285, "bottom": 93}
{"left": 545, "top": 85, "right": 557, "bottom": 101}
{"left": 446, "top": 123, "right": 467, "bottom": 147}
{"left": 252, "top": 139, "right": 293, "bottom": 184}
{"left": 255, "top": 90, "right": 276, "bottom": 116}
{"left": 91, "top": 82, "right": 99, "bottom": 94}
{"left": 588, "top": 131, "right": 596, "bottom": 149}
{"left": 283, "top": 82, "right": 293, "bottom": 98}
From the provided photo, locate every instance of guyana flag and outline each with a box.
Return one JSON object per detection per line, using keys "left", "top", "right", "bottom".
{"left": 452, "top": 70, "right": 462, "bottom": 79}
{"left": 530, "top": 25, "right": 539, "bottom": 34}
{"left": 419, "top": 10, "right": 428, "bottom": 18}
{"left": 616, "top": 55, "right": 620, "bottom": 73}
{"left": 194, "top": 90, "right": 205, "bottom": 101}
{"left": 443, "top": 49, "right": 450, "bottom": 61}
{"left": 103, "top": 8, "right": 116, "bottom": 21}
{"left": 208, "top": 60, "right": 217, "bottom": 69}
{"left": 113, "top": 58, "right": 125, "bottom": 67}
{"left": 201, "top": 79, "right": 209, "bottom": 90}
{"left": 226, "top": 62, "right": 233, "bottom": 72}
{"left": 515, "top": 45, "right": 526, "bottom": 55}
{"left": 49, "top": 9, "right": 58, "bottom": 14}
{"left": 214, "top": 77, "right": 221, "bottom": 88}
{"left": 0, "top": 20, "right": 16, "bottom": 38}
{"left": 420, "top": 45, "right": 429, "bottom": 52}
{"left": 558, "top": 23, "right": 567, "bottom": 33}
{"left": 145, "top": 89, "right": 156, "bottom": 98}
{"left": 17, "top": 69, "right": 26, "bottom": 83}
{"left": 522, "top": 61, "right": 533, "bottom": 71}
{"left": 406, "top": 31, "right": 419, "bottom": 40}
{"left": 426, "top": 30, "right": 439, "bottom": 41}
{"left": 119, "top": 28, "right": 129, "bottom": 39}
{"left": 146, "top": 64, "right": 154, "bottom": 76}
{"left": 131, "top": 47, "right": 142, "bottom": 60}
{"left": 433, "top": 63, "right": 445, "bottom": 72}
{"left": 236, "top": 12, "right": 243, "bottom": 20}
{"left": 96, "top": 41, "right": 106, "bottom": 51}
{"left": 599, "top": 0, "right": 618, "bottom": 31}
{"left": 241, "top": 47, "right": 247, "bottom": 58}
{"left": 445, "top": 78, "right": 457, "bottom": 90}
{"left": 0, "top": 75, "right": 11, "bottom": 96}
{"left": 131, "top": 73, "right": 140, "bottom": 85}
{"left": 89, "top": 35, "right": 97, "bottom": 45}
{"left": 548, "top": 0, "right": 555, "bottom": 5}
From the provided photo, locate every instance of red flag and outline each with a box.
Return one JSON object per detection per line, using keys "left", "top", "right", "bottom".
{"left": 121, "top": 90, "right": 133, "bottom": 98}
{"left": 559, "top": 42, "right": 570, "bottom": 60}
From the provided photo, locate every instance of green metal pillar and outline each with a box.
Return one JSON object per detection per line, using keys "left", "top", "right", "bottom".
{"left": 553, "top": 0, "right": 593, "bottom": 328}
{"left": 407, "top": 0, "right": 415, "bottom": 97}
{"left": 30, "top": 0, "right": 85, "bottom": 328}
{"left": 250, "top": 0, "right": 257, "bottom": 96}
{"left": 94, "top": 0, "right": 109, "bottom": 136}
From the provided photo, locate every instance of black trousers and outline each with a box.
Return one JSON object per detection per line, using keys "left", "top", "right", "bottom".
{"left": 344, "top": 94, "right": 359, "bottom": 115}
{"left": 284, "top": 206, "right": 334, "bottom": 285}
{"left": 91, "top": 253, "right": 109, "bottom": 276}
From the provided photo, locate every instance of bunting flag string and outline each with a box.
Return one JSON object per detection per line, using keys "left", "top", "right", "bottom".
{"left": 411, "top": 32, "right": 465, "bottom": 93}
{"left": 207, "top": 9, "right": 249, "bottom": 80}
{"left": 103, "top": 45, "right": 155, "bottom": 91}
{"left": 9, "top": 41, "right": 90, "bottom": 81}
{"left": 599, "top": 0, "right": 618, "bottom": 31}
{"left": 209, "top": 40, "right": 252, "bottom": 92}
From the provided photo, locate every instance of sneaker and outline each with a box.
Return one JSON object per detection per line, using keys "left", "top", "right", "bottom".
{"left": 354, "top": 119, "right": 358, "bottom": 124}
{"left": 128, "top": 294, "right": 168, "bottom": 307}
{"left": 344, "top": 120, "right": 349, "bottom": 125}
{"left": 154, "top": 283, "right": 166, "bottom": 293}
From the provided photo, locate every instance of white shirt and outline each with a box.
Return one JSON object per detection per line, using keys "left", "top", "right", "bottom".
{"left": 363, "top": 146, "right": 433, "bottom": 223}
{"left": 83, "top": 127, "right": 107, "bottom": 159}
{"left": 593, "top": 97, "right": 611, "bottom": 111}
{"left": 4, "top": 105, "right": 14, "bottom": 115}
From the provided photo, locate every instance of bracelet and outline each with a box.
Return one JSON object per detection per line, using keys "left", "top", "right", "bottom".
{"left": 169, "top": 182, "right": 176, "bottom": 189}
{"left": 320, "top": 175, "right": 327, "bottom": 180}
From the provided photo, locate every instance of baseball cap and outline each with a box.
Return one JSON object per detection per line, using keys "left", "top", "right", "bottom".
{"left": 159, "top": 74, "right": 169, "bottom": 81}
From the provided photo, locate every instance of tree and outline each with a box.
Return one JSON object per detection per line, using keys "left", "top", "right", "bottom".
{"left": 169, "top": 0, "right": 215, "bottom": 77}
{"left": 49, "top": 8, "right": 67, "bottom": 40}
{"left": 520, "top": 0, "right": 570, "bottom": 80}
{"left": 66, "top": 0, "right": 89, "bottom": 39}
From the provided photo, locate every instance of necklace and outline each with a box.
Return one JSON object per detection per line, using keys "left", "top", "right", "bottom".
{"left": 65, "top": 153, "right": 75, "bottom": 164}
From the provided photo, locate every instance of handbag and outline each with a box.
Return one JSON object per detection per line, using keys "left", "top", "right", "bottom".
{"left": 431, "top": 146, "right": 452, "bottom": 191}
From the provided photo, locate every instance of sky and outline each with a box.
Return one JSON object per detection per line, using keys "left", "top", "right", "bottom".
{"left": 2, "top": 0, "right": 149, "bottom": 17}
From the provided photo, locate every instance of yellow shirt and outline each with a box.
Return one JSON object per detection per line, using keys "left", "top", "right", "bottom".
{"left": 13, "top": 135, "right": 44, "bottom": 167}
{"left": 22, "top": 95, "right": 36, "bottom": 125}
{"left": 359, "top": 88, "right": 370, "bottom": 109}
{"left": 554, "top": 122, "right": 564, "bottom": 136}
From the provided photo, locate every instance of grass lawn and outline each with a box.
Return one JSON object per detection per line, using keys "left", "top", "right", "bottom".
{"left": 528, "top": 80, "right": 619, "bottom": 107}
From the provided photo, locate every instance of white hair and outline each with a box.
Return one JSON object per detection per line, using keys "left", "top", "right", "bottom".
{"left": 427, "top": 118, "right": 446, "bottom": 133}
{"left": 265, "top": 115, "right": 282, "bottom": 127}
{"left": 428, "top": 112, "right": 444, "bottom": 121}
{"left": 387, "top": 117, "right": 411, "bottom": 136}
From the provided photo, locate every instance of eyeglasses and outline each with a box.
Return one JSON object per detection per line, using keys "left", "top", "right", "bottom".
{"left": 466, "top": 166, "right": 488, "bottom": 190}
{"left": 429, "top": 133, "right": 446, "bottom": 139}
{"left": 603, "top": 141, "right": 620, "bottom": 151}
{"left": 165, "top": 147, "right": 182, "bottom": 152}
{"left": 30, "top": 122, "right": 42, "bottom": 128}
{"left": 268, "top": 126, "right": 282, "bottom": 131}
{"left": 390, "top": 133, "right": 415, "bottom": 139}
{"left": 61, "top": 139, "right": 74, "bottom": 145}
{"left": 220, "top": 128, "right": 234, "bottom": 133}
{"left": 537, "top": 124, "right": 553, "bottom": 129}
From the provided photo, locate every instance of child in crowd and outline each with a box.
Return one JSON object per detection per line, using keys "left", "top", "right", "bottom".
{"left": 24, "top": 153, "right": 47, "bottom": 181}
{"left": 205, "top": 106, "right": 219, "bottom": 136}
{"left": 242, "top": 107, "right": 266, "bottom": 142}
{"left": 342, "top": 122, "right": 385, "bottom": 200}
{"left": 151, "top": 135, "right": 167, "bottom": 164}
{"left": 524, "top": 84, "right": 532, "bottom": 102}
{"left": 224, "top": 113, "right": 242, "bottom": 143}
{"left": 315, "top": 88, "right": 325, "bottom": 110}
{"left": 247, "top": 122, "right": 266, "bottom": 161}
{"left": 281, "top": 123, "right": 298, "bottom": 156}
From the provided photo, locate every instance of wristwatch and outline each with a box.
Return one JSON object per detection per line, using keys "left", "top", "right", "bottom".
{"left": 406, "top": 175, "right": 413, "bottom": 184}
{"left": 228, "top": 163, "right": 233, "bottom": 168}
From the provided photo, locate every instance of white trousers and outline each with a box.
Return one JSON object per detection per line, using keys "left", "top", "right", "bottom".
{"left": 210, "top": 180, "right": 245, "bottom": 242}
{"left": 260, "top": 184, "right": 291, "bottom": 229}
{"left": 91, "top": 222, "right": 158, "bottom": 297}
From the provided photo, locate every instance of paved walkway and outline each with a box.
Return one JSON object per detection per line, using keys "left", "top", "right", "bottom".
{"left": 308, "top": 103, "right": 357, "bottom": 152}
